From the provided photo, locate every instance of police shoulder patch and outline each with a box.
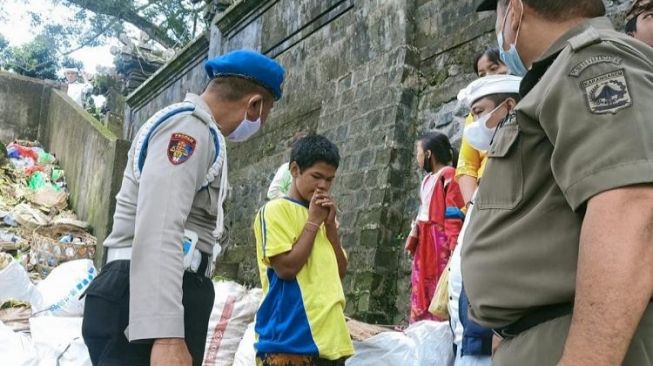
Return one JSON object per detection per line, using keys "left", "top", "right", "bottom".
{"left": 581, "top": 69, "right": 632, "bottom": 115}
{"left": 168, "top": 133, "right": 196, "bottom": 165}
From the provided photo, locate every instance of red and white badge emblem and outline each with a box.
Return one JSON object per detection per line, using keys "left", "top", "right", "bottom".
{"left": 168, "top": 133, "right": 196, "bottom": 165}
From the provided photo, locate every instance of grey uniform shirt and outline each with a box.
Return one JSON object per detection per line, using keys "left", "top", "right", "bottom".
{"left": 104, "top": 93, "right": 222, "bottom": 341}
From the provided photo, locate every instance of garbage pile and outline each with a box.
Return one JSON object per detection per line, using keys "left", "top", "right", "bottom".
{"left": 0, "top": 140, "right": 96, "bottom": 278}
{"left": 0, "top": 140, "right": 98, "bottom": 366}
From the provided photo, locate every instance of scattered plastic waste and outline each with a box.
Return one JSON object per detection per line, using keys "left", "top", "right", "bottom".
{"left": 59, "top": 235, "right": 73, "bottom": 243}
{"left": 3, "top": 214, "right": 18, "bottom": 227}
{"left": 0, "top": 230, "right": 21, "bottom": 244}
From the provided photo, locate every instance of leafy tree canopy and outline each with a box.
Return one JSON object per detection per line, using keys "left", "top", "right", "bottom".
{"left": 24, "top": 0, "right": 214, "bottom": 50}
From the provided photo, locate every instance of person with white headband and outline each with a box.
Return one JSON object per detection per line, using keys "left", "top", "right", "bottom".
{"left": 457, "top": 74, "right": 522, "bottom": 153}
{"left": 81, "top": 49, "right": 285, "bottom": 366}
{"left": 447, "top": 73, "right": 520, "bottom": 366}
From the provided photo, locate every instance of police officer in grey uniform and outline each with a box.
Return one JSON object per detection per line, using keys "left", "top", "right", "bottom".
{"left": 82, "top": 50, "right": 285, "bottom": 366}
{"left": 463, "top": 1, "right": 653, "bottom": 365}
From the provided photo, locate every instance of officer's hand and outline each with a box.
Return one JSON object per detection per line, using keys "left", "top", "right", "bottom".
{"left": 308, "top": 190, "right": 329, "bottom": 224}
{"left": 151, "top": 338, "right": 192, "bottom": 366}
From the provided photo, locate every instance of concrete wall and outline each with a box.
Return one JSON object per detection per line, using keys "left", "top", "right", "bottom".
{"left": 0, "top": 72, "right": 129, "bottom": 266}
{"left": 41, "top": 90, "right": 130, "bottom": 259}
{"left": 210, "top": 0, "right": 420, "bottom": 323}
{"left": 122, "top": 0, "right": 632, "bottom": 323}
{"left": 0, "top": 72, "right": 50, "bottom": 142}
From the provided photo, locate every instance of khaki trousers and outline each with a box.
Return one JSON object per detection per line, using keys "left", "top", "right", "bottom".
{"left": 493, "top": 303, "right": 653, "bottom": 366}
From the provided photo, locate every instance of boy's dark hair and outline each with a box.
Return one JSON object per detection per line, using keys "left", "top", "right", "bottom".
{"left": 625, "top": 16, "right": 638, "bottom": 33}
{"left": 290, "top": 134, "right": 340, "bottom": 171}
{"left": 206, "top": 76, "right": 273, "bottom": 102}
{"left": 483, "top": 92, "right": 521, "bottom": 106}
{"left": 499, "top": 0, "right": 605, "bottom": 21}
{"left": 419, "top": 132, "right": 459, "bottom": 168}
{"left": 473, "top": 48, "right": 503, "bottom": 75}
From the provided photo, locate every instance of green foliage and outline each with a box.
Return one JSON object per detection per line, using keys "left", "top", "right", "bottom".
{"left": 91, "top": 73, "right": 120, "bottom": 95}
{"left": 29, "top": 0, "right": 209, "bottom": 50}
{"left": 2, "top": 33, "right": 60, "bottom": 80}
{"left": 0, "top": 34, "right": 8, "bottom": 51}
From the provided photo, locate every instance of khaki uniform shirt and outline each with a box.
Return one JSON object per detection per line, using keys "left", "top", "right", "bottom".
{"left": 462, "top": 17, "right": 653, "bottom": 328}
{"left": 103, "top": 93, "right": 222, "bottom": 341}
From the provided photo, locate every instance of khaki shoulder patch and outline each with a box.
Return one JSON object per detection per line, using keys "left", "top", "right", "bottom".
{"left": 569, "top": 55, "right": 623, "bottom": 77}
{"left": 581, "top": 69, "right": 632, "bottom": 115}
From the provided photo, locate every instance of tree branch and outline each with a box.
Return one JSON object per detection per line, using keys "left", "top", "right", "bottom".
{"left": 64, "top": 0, "right": 178, "bottom": 48}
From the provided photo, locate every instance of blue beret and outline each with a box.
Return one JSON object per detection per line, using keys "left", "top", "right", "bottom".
{"left": 205, "top": 49, "right": 285, "bottom": 101}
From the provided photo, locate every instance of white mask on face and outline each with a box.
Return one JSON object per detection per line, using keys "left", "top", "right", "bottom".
{"left": 227, "top": 100, "right": 263, "bottom": 142}
{"left": 464, "top": 102, "right": 506, "bottom": 151}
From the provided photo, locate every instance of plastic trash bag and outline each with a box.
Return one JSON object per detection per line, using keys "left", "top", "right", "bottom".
{"left": 405, "top": 321, "right": 454, "bottom": 366}
{"left": 346, "top": 321, "right": 454, "bottom": 366}
{"left": 203, "top": 282, "right": 262, "bottom": 366}
{"left": 233, "top": 322, "right": 256, "bottom": 366}
{"left": 28, "top": 172, "right": 52, "bottom": 191}
{"left": 31, "top": 259, "right": 97, "bottom": 317}
{"left": 30, "top": 317, "right": 92, "bottom": 366}
{"left": 0, "top": 254, "right": 36, "bottom": 303}
{"left": 12, "top": 203, "right": 50, "bottom": 228}
{"left": 0, "top": 321, "right": 38, "bottom": 366}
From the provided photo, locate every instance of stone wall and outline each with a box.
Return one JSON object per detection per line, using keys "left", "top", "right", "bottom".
{"left": 41, "top": 90, "right": 130, "bottom": 263}
{"left": 207, "top": 0, "right": 422, "bottom": 323}
{"left": 122, "top": 0, "right": 634, "bottom": 324}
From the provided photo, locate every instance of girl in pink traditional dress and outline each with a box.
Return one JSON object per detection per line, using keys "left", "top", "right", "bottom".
{"left": 405, "top": 132, "right": 465, "bottom": 323}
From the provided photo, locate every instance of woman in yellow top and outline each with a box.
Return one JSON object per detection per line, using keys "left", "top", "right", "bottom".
{"left": 456, "top": 48, "right": 509, "bottom": 205}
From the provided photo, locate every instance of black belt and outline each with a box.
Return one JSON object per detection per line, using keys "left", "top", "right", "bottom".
{"left": 493, "top": 303, "right": 573, "bottom": 339}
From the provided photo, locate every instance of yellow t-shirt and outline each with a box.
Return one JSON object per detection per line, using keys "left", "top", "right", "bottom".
{"left": 253, "top": 198, "right": 354, "bottom": 360}
{"left": 456, "top": 114, "right": 488, "bottom": 180}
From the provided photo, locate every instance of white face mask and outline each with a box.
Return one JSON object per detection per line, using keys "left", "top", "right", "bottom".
{"left": 464, "top": 102, "right": 506, "bottom": 151}
{"left": 227, "top": 101, "right": 263, "bottom": 142}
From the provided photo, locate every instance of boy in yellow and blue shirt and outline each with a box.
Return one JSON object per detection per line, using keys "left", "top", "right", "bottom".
{"left": 253, "top": 134, "right": 353, "bottom": 366}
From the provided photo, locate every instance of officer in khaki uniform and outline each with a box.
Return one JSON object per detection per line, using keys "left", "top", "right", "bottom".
{"left": 82, "top": 50, "right": 285, "bottom": 366}
{"left": 463, "top": 1, "right": 653, "bottom": 365}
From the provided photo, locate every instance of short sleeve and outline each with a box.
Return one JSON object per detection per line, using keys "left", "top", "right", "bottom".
{"left": 255, "top": 202, "right": 296, "bottom": 265}
{"left": 456, "top": 114, "right": 484, "bottom": 179}
{"left": 539, "top": 41, "right": 653, "bottom": 210}
{"left": 267, "top": 163, "right": 290, "bottom": 200}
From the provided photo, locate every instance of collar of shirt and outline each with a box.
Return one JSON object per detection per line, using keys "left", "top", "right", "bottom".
{"left": 536, "top": 17, "right": 613, "bottom": 62}
{"left": 184, "top": 93, "right": 214, "bottom": 117}
{"left": 520, "top": 17, "right": 613, "bottom": 97}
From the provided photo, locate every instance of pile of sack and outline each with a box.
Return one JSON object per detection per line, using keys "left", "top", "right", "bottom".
{"left": 0, "top": 256, "right": 265, "bottom": 366}
{"left": 0, "top": 258, "right": 97, "bottom": 366}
